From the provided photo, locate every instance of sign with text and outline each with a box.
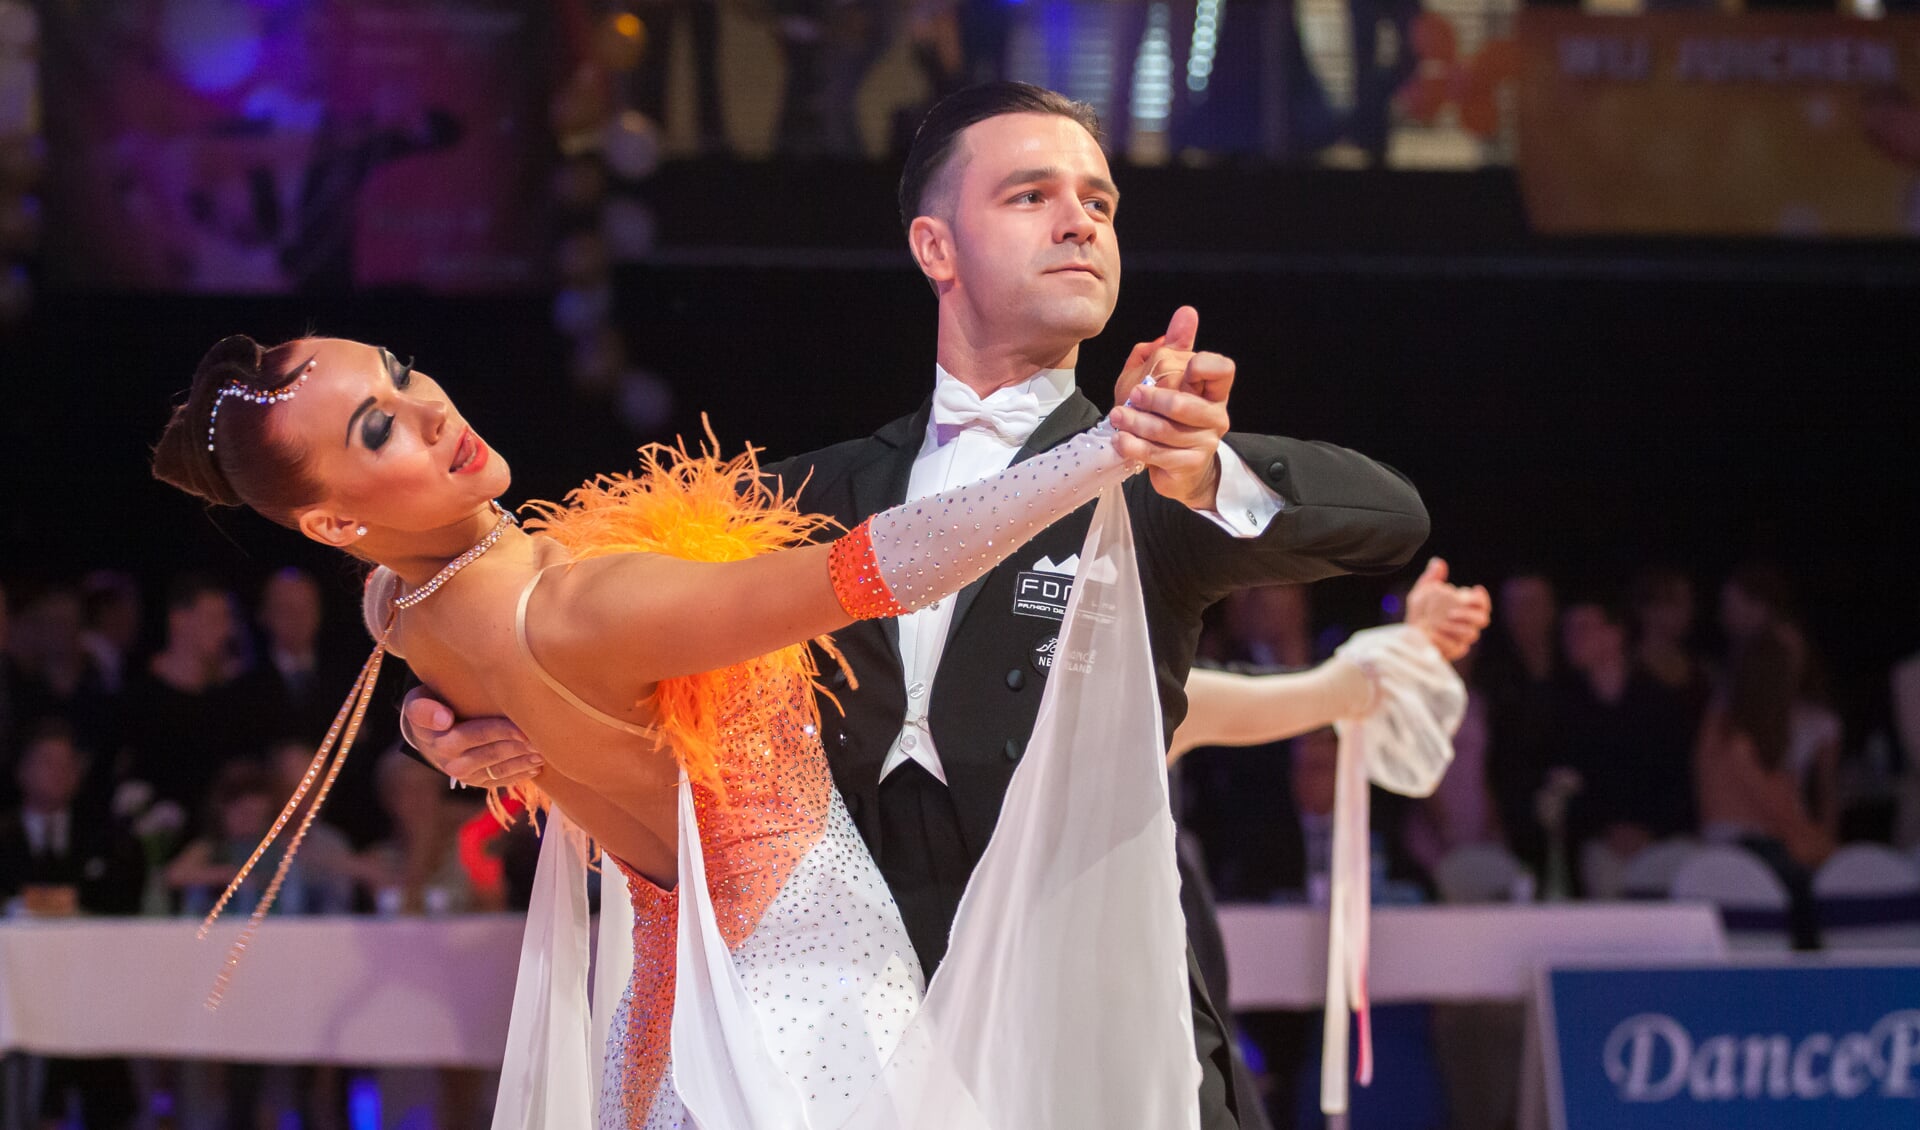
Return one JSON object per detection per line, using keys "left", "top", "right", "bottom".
{"left": 1541, "top": 963, "right": 1920, "bottom": 1130}
{"left": 1517, "top": 12, "right": 1920, "bottom": 237}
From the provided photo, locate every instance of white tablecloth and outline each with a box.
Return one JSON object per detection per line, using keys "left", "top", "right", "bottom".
{"left": 1218, "top": 902, "right": 1728, "bottom": 1010}
{"left": 0, "top": 903, "right": 1728, "bottom": 1066}
{"left": 0, "top": 916, "right": 522, "bottom": 1068}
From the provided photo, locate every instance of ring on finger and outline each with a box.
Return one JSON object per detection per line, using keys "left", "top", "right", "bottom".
{"left": 485, "top": 764, "right": 499, "bottom": 782}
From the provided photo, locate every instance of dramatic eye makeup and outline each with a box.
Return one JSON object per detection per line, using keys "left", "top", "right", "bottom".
{"left": 345, "top": 347, "right": 415, "bottom": 450}
{"left": 345, "top": 396, "right": 390, "bottom": 451}
{"left": 384, "top": 348, "right": 415, "bottom": 390}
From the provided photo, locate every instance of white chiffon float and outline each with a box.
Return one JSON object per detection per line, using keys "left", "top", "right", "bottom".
{"left": 1321, "top": 624, "right": 1467, "bottom": 1116}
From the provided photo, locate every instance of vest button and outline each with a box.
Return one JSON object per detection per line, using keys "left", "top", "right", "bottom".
{"left": 1004, "top": 738, "right": 1024, "bottom": 762}
{"left": 1006, "top": 668, "right": 1025, "bottom": 691}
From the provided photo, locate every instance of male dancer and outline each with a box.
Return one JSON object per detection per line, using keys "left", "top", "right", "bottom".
{"left": 412, "top": 83, "right": 1429, "bottom": 1128}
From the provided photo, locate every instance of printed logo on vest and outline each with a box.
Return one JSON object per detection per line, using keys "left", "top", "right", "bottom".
{"left": 1013, "top": 554, "right": 1078, "bottom": 620}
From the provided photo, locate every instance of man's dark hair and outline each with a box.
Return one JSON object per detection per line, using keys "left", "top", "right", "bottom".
{"left": 897, "top": 82, "right": 1104, "bottom": 231}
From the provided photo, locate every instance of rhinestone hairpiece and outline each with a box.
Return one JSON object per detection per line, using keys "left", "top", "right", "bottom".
{"left": 206, "top": 360, "right": 316, "bottom": 453}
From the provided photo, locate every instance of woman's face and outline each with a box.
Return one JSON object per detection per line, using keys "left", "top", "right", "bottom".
{"left": 271, "top": 338, "right": 511, "bottom": 544}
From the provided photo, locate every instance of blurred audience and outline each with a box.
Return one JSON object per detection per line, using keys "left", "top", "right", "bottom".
{"left": 6, "top": 585, "right": 113, "bottom": 743}
{"left": 361, "top": 748, "right": 493, "bottom": 916}
{"left": 1553, "top": 595, "right": 1697, "bottom": 896}
{"left": 241, "top": 569, "right": 332, "bottom": 739}
{"left": 1, "top": 719, "right": 142, "bottom": 1130}
{"left": 1183, "top": 584, "right": 1315, "bottom": 900}
{"left": 1894, "top": 637, "right": 1920, "bottom": 848}
{"left": 119, "top": 574, "right": 254, "bottom": 819}
{"left": 264, "top": 737, "right": 359, "bottom": 915}
{"left": 1, "top": 719, "right": 143, "bottom": 916}
{"left": 1404, "top": 643, "right": 1499, "bottom": 877}
{"left": 1632, "top": 565, "right": 1709, "bottom": 715}
{"left": 166, "top": 759, "right": 277, "bottom": 917}
{"left": 1696, "top": 627, "right": 1834, "bottom": 949}
{"left": 1718, "top": 559, "right": 1793, "bottom": 655}
{"left": 1478, "top": 571, "right": 1560, "bottom": 876}
{"left": 0, "top": 580, "right": 16, "bottom": 802}
{"left": 79, "top": 569, "right": 142, "bottom": 695}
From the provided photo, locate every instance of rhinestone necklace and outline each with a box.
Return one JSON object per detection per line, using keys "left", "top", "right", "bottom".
{"left": 393, "top": 501, "right": 518, "bottom": 611}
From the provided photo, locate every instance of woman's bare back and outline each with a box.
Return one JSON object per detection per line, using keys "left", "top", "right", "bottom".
{"left": 391, "top": 536, "right": 683, "bottom": 885}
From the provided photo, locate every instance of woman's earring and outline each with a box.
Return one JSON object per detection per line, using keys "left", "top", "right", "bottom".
{"left": 356, "top": 526, "right": 369, "bottom": 538}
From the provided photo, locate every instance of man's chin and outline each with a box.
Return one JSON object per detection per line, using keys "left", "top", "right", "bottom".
{"left": 1030, "top": 301, "right": 1113, "bottom": 346}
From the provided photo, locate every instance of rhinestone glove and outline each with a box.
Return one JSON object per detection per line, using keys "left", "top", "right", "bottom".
{"left": 828, "top": 422, "right": 1136, "bottom": 619}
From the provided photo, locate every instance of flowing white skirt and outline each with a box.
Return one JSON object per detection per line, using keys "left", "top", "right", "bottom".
{"left": 491, "top": 485, "right": 1200, "bottom": 1129}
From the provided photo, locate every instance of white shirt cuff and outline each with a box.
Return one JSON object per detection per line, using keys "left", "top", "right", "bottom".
{"left": 1195, "top": 447, "right": 1285, "bottom": 538}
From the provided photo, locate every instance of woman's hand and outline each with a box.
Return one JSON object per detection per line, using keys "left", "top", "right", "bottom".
{"left": 1405, "top": 557, "right": 1491, "bottom": 661}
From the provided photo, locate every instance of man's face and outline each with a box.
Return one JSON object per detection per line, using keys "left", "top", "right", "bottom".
{"left": 939, "top": 113, "right": 1121, "bottom": 356}
{"left": 18, "top": 736, "right": 84, "bottom": 810}
{"left": 173, "top": 592, "right": 235, "bottom": 664}
{"left": 1500, "top": 576, "right": 1557, "bottom": 649}
{"left": 1561, "top": 605, "right": 1623, "bottom": 673}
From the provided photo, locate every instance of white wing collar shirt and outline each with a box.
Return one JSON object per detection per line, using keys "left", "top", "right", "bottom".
{"left": 880, "top": 365, "right": 1285, "bottom": 783}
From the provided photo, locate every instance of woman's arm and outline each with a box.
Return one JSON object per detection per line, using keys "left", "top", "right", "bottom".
{"left": 1168, "top": 661, "right": 1372, "bottom": 764}
{"left": 164, "top": 840, "right": 236, "bottom": 890}
{"left": 1168, "top": 558, "right": 1488, "bottom": 764}
{"left": 532, "top": 426, "right": 1138, "bottom": 697}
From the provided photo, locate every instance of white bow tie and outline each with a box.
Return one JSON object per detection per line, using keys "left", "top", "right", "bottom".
{"left": 930, "top": 380, "right": 1043, "bottom": 445}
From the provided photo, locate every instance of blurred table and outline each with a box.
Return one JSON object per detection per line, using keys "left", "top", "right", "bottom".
{"left": 0, "top": 904, "right": 1728, "bottom": 1066}
{"left": 1217, "top": 901, "right": 1728, "bottom": 1010}
{"left": 0, "top": 916, "right": 521, "bottom": 1068}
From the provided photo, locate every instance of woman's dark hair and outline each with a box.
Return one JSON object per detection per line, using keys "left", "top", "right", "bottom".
{"left": 1726, "top": 627, "right": 1797, "bottom": 773}
{"left": 152, "top": 335, "right": 322, "bottom": 529}
{"left": 897, "top": 82, "right": 1104, "bottom": 231}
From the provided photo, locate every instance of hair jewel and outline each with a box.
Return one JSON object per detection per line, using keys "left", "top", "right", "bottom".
{"left": 206, "top": 360, "right": 317, "bottom": 454}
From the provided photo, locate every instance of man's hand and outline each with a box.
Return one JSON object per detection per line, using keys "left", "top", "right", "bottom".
{"left": 401, "top": 685, "right": 544, "bottom": 789}
{"left": 1109, "top": 306, "right": 1236, "bottom": 512}
{"left": 1404, "top": 557, "right": 1492, "bottom": 661}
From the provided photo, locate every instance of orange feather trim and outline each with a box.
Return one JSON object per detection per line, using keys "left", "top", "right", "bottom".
{"left": 517, "top": 422, "right": 852, "bottom": 801}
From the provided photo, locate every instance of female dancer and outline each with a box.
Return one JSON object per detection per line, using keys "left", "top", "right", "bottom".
{"left": 152, "top": 334, "right": 1178, "bottom": 1126}
{"left": 1166, "top": 559, "right": 1488, "bottom": 1116}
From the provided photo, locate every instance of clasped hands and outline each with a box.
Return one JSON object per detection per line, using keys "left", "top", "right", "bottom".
{"left": 1107, "top": 305, "right": 1235, "bottom": 514}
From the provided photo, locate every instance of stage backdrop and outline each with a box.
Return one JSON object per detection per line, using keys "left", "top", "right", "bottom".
{"left": 1517, "top": 12, "right": 1920, "bottom": 238}
{"left": 37, "top": 0, "right": 550, "bottom": 292}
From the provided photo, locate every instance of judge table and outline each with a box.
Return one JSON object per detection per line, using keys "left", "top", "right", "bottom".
{"left": 0, "top": 903, "right": 1726, "bottom": 1066}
